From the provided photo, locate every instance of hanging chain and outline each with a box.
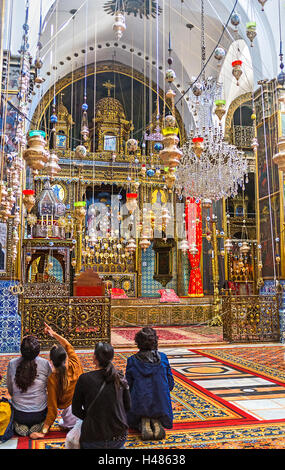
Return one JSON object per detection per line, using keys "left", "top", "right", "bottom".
{"left": 201, "top": 0, "right": 206, "bottom": 81}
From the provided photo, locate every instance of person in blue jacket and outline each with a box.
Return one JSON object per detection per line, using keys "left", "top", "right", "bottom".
{"left": 125, "top": 327, "right": 174, "bottom": 441}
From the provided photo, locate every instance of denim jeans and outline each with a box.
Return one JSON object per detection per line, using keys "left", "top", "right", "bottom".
{"left": 80, "top": 440, "right": 126, "bottom": 449}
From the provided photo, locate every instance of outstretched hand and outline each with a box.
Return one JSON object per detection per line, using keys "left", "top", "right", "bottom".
{"left": 44, "top": 322, "right": 55, "bottom": 337}
{"left": 30, "top": 432, "right": 45, "bottom": 440}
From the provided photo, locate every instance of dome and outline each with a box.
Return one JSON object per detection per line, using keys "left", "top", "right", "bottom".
{"left": 95, "top": 96, "right": 126, "bottom": 121}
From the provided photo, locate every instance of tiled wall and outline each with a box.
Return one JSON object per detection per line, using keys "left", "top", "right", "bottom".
{"left": 141, "top": 244, "right": 178, "bottom": 297}
{"left": 0, "top": 281, "right": 21, "bottom": 353}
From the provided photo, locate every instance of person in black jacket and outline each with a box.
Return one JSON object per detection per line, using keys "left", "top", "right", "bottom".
{"left": 72, "top": 342, "right": 131, "bottom": 449}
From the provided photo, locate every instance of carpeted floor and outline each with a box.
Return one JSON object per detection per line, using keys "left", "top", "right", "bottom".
{"left": 111, "top": 325, "right": 224, "bottom": 347}
{"left": 2, "top": 344, "right": 285, "bottom": 449}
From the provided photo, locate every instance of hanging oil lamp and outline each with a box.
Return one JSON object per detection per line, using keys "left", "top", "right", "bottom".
{"left": 214, "top": 100, "right": 226, "bottom": 121}
{"left": 240, "top": 241, "right": 250, "bottom": 255}
{"left": 80, "top": 98, "right": 89, "bottom": 141}
{"left": 139, "top": 236, "right": 151, "bottom": 251}
{"left": 179, "top": 239, "right": 189, "bottom": 253}
{"left": 214, "top": 47, "right": 226, "bottom": 67}
{"left": 23, "top": 130, "right": 49, "bottom": 171}
{"left": 273, "top": 136, "right": 285, "bottom": 171}
{"left": 231, "top": 12, "right": 240, "bottom": 32}
{"left": 74, "top": 201, "right": 87, "bottom": 225}
{"left": 113, "top": 10, "right": 126, "bottom": 40}
{"left": 202, "top": 199, "right": 212, "bottom": 209}
{"left": 192, "top": 137, "right": 204, "bottom": 158}
{"left": 246, "top": 22, "right": 257, "bottom": 47}
{"left": 126, "top": 193, "right": 138, "bottom": 214}
{"left": 45, "top": 153, "right": 61, "bottom": 178}
{"left": 189, "top": 242, "right": 198, "bottom": 256}
{"left": 258, "top": 0, "right": 267, "bottom": 11}
{"left": 224, "top": 238, "right": 233, "bottom": 252}
{"left": 22, "top": 189, "right": 35, "bottom": 213}
{"left": 127, "top": 138, "right": 138, "bottom": 154}
{"left": 125, "top": 238, "right": 136, "bottom": 254}
{"left": 232, "top": 60, "right": 243, "bottom": 86}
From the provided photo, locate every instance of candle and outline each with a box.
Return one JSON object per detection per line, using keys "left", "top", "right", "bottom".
{"left": 41, "top": 215, "right": 44, "bottom": 227}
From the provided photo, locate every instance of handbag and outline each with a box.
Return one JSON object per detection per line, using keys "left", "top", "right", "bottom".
{"left": 0, "top": 398, "right": 14, "bottom": 442}
{"left": 65, "top": 380, "right": 106, "bottom": 449}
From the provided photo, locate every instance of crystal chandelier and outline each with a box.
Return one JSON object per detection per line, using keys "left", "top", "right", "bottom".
{"left": 175, "top": 126, "right": 248, "bottom": 202}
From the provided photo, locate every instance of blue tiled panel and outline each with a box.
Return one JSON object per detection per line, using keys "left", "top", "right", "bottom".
{"left": 141, "top": 244, "right": 177, "bottom": 297}
{"left": 260, "top": 279, "right": 285, "bottom": 343}
{"left": 181, "top": 253, "right": 190, "bottom": 296}
{"left": 0, "top": 281, "right": 21, "bottom": 353}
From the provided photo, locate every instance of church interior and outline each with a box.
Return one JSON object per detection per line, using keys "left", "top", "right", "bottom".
{"left": 1, "top": 0, "right": 285, "bottom": 451}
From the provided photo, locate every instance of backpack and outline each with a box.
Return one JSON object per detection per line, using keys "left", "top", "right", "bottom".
{"left": 0, "top": 398, "right": 14, "bottom": 442}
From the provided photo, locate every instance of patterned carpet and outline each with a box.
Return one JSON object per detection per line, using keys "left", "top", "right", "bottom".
{"left": 111, "top": 325, "right": 223, "bottom": 347}
{"left": 2, "top": 345, "right": 285, "bottom": 449}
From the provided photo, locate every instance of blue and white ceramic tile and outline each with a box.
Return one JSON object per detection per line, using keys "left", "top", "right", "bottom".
{"left": 0, "top": 281, "right": 21, "bottom": 353}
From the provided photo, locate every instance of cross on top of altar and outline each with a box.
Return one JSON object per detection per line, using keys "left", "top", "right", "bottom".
{"left": 103, "top": 80, "right": 116, "bottom": 96}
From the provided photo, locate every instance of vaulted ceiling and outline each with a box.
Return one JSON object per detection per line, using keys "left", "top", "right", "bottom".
{"left": 4, "top": 0, "right": 284, "bottom": 126}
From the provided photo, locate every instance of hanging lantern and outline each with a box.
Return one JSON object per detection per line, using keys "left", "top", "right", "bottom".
{"left": 192, "top": 83, "right": 203, "bottom": 97}
{"left": 240, "top": 241, "right": 250, "bottom": 255}
{"left": 159, "top": 115, "right": 182, "bottom": 169}
{"left": 165, "top": 88, "right": 176, "bottom": 101}
{"left": 139, "top": 237, "right": 151, "bottom": 251}
{"left": 231, "top": 12, "right": 240, "bottom": 31}
{"left": 189, "top": 242, "right": 198, "bottom": 256}
{"left": 160, "top": 207, "right": 171, "bottom": 227}
{"left": 165, "top": 69, "right": 176, "bottom": 83}
{"left": 127, "top": 138, "right": 138, "bottom": 154}
{"left": 214, "top": 100, "right": 226, "bottom": 121}
{"left": 26, "top": 254, "right": 32, "bottom": 264}
{"left": 232, "top": 60, "right": 243, "bottom": 86}
{"left": 258, "top": 0, "right": 267, "bottom": 11}
{"left": 74, "top": 201, "right": 86, "bottom": 225}
{"left": 202, "top": 198, "right": 212, "bottom": 209}
{"left": 22, "top": 189, "right": 35, "bottom": 213}
{"left": 23, "top": 130, "right": 49, "bottom": 171}
{"left": 179, "top": 239, "right": 189, "bottom": 253}
{"left": 246, "top": 22, "right": 257, "bottom": 47}
{"left": 125, "top": 237, "right": 136, "bottom": 253}
{"left": 113, "top": 11, "right": 126, "bottom": 40}
{"left": 224, "top": 238, "right": 233, "bottom": 252}
{"left": 192, "top": 137, "right": 204, "bottom": 158}
{"left": 81, "top": 101, "right": 89, "bottom": 141}
{"left": 126, "top": 193, "right": 138, "bottom": 214}
{"left": 45, "top": 153, "right": 61, "bottom": 178}
{"left": 251, "top": 137, "right": 259, "bottom": 151}
{"left": 75, "top": 145, "right": 87, "bottom": 159}
{"left": 214, "top": 47, "right": 226, "bottom": 66}
{"left": 165, "top": 168, "right": 176, "bottom": 189}
{"left": 273, "top": 136, "right": 285, "bottom": 171}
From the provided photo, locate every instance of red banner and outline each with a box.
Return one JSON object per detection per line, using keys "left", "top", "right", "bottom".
{"left": 185, "top": 197, "right": 203, "bottom": 296}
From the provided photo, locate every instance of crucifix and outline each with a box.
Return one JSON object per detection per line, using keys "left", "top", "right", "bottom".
{"left": 103, "top": 80, "right": 116, "bottom": 97}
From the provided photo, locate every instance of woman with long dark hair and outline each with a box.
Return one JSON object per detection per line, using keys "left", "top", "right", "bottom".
{"left": 72, "top": 342, "right": 131, "bottom": 449}
{"left": 126, "top": 327, "right": 174, "bottom": 441}
{"left": 30, "top": 323, "right": 83, "bottom": 439}
{"left": 7, "top": 335, "right": 52, "bottom": 436}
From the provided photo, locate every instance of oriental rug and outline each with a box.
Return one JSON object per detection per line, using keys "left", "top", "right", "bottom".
{"left": 111, "top": 325, "right": 223, "bottom": 347}
{"left": 1, "top": 345, "right": 285, "bottom": 449}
